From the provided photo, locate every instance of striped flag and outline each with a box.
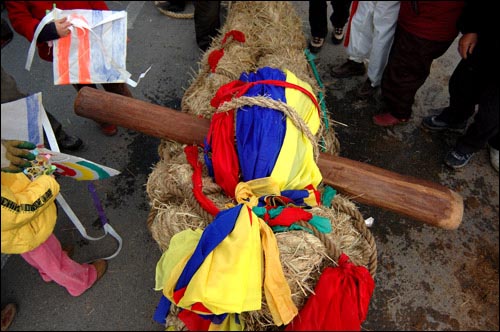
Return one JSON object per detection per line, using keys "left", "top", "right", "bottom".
{"left": 1, "top": 92, "right": 44, "bottom": 146}
{"left": 37, "top": 147, "right": 120, "bottom": 181}
{"left": 52, "top": 9, "right": 129, "bottom": 85}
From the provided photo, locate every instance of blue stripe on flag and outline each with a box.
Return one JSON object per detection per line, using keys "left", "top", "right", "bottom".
{"left": 25, "top": 94, "right": 41, "bottom": 144}
{"left": 108, "top": 12, "right": 125, "bottom": 81}
{"left": 91, "top": 10, "right": 106, "bottom": 80}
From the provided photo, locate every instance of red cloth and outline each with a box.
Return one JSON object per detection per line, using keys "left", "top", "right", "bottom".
{"left": 397, "top": 1, "right": 465, "bottom": 41}
{"left": 343, "top": 1, "right": 359, "bottom": 47}
{"left": 178, "top": 309, "right": 211, "bottom": 331}
{"left": 204, "top": 110, "right": 240, "bottom": 198}
{"left": 285, "top": 254, "right": 375, "bottom": 331}
{"left": 6, "top": 1, "right": 109, "bottom": 62}
{"left": 208, "top": 30, "right": 245, "bottom": 72}
{"left": 184, "top": 145, "right": 221, "bottom": 216}
{"left": 266, "top": 207, "right": 312, "bottom": 227}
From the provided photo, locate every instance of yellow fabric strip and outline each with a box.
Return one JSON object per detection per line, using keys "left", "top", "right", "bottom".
{"left": 270, "top": 69, "right": 322, "bottom": 192}
{"left": 259, "top": 219, "right": 298, "bottom": 325}
{"left": 178, "top": 206, "right": 262, "bottom": 314}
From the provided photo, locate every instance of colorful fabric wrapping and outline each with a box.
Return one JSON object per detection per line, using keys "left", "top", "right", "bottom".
{"left": 205, "top": 67, "right": 322, "bottom": 198}
{"left": 156, "top": 205, "right": 262, "bottom": 316}
{"left": 154, "top": 202, "right": 298, "bottom": 327}
{"left": 154, "top": 67, "right": 329, "bottom": 330}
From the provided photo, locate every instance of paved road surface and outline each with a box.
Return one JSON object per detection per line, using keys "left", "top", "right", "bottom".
{"left": 1, "top": 2, "right": 498, "bottom": 331}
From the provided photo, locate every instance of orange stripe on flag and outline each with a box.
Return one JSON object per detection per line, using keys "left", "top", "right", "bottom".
{"left": 76, "top": 20, "right": 91, "bottom": 84}
{"left": 57, "top": 35, "right": 71, "bottom": 84}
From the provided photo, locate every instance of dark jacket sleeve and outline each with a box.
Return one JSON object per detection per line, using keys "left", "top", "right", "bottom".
{"left": 37, "top": 22, "right": 59, "bottom": 43}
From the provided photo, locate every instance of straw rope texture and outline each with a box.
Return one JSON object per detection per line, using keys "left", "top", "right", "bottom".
{"left": 146, "top": 2, "right": 377, "bottom": 330}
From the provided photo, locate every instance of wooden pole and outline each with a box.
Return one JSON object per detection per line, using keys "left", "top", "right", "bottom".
{"left": 74, "top": 87, "right": 463, "bottom": 229}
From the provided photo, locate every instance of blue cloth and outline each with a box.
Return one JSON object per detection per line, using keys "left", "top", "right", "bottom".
{"left": 236, "top": 67, "right": 287, "bottom": 181}
{"left": 153, "top": 295, "right": 171, "bottom": 324}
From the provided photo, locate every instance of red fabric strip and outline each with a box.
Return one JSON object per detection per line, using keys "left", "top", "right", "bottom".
{"left": 184, "top": 145, "right": 221, "bottom": 216}
{"left": 344, "top": 1, "right": 359, "bottom": 47}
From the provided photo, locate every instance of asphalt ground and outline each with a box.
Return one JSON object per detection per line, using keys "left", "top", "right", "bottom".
{"left": 1, "top": 2, "right": 498, "bottom": 331}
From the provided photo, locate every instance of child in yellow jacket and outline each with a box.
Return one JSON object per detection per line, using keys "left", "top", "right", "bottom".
{"left": 1, "top": 140, "right": 107, "bottom": 296}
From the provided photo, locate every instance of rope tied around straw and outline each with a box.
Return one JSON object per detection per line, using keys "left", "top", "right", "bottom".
{"left": 216, "top": 95, "right": 321, "bottom": 161}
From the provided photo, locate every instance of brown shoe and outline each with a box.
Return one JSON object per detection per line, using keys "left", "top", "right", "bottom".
{"left": 331, "top": 59, "right": 366, "bottom": 78}
{"left": 1, "top": 303, "right": 17, "bottom": 331}
{"left": 357, "top": 78, "right": 378, "bottom": 97}
{"left": 91, "top": 259, "right": 108, "bottom": 283}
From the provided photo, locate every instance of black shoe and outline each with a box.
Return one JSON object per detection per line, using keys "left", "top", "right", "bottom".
{"left": 57, "top": 131, "right": 83, "bottom": 151}
{"left": 331, "top": 59, "right": 366, "bottom": 78}
{"left": 332, "top": 26, "right": 345, "bottom": 45}
{"left": 445, "top": 149, "right": 474, "bottom": 169}
{"left": 422, "top": 112, "right": 467, "bottom": 134}
{"left": 159, "top": 1, "right": 185, "bottom": 13}
{"left": 308, "top": 36, "right": 325, "bottom": 54}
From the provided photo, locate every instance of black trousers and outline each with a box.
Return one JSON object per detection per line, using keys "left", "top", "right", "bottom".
{"left": 308, "top": 0, "right": 351, "bottom": 38}
{"left": 194, "top": 1, "right": 221, "bottom": 51}
{"left": 381, "top": 26, "right": 454, "bottom": 120}
{"left": 440, "top": 52, "right": 499, "bottom": 153}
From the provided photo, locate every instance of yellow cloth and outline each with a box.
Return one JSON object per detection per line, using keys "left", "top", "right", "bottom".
{"left": 178, "top": 206, "right": 262, "bottom": 314}
{"left": 1, "top": 173, "right": 59, "bottom": 254}
{"left": 155, "top": 228, "right": 203, "bottom": 291}
{"left": 234, "top": 177, "right": 281, "bottom": 207}
{"left": 270, "top": 69, "right": 322, "bottom": 193}
{"left": 158, "top": 204, "right": 297, "bottom": 327}
{"left": 259, "top": 219, "right": 298, "bottom": 325}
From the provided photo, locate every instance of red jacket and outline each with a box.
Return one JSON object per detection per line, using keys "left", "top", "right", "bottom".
{"left": 398, "top": 1, "right": 465, "bottom": 41}
{"left": 6, "top": 1, "right": 109, "bottom": 62}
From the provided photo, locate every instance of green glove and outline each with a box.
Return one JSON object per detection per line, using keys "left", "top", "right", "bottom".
{"left": 1, "top": 140, "right": 37, "bottom": 173}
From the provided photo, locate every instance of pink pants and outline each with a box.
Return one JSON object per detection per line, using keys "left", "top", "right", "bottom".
{"left": 21, "top": 234, "right": 97, "bottom": 296}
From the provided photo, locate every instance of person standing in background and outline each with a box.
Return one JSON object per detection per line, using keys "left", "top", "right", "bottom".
{"left": 330, "top": 1, "right": 400, "bottom": 98}
{"left": 372, "top": 1, "right": 465, "bottom": 126}
{"left": 308, "top": 0, "right": 352, "bottom": 53}
{"left": 421, "top": 1, "right": 499, "bottom": 171}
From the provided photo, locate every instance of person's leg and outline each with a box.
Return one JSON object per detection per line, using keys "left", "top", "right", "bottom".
{"left": 20, "top": 234, "right": 97, "bottom": 297}
{"left": 439, "top": 60, "right": 480, "bottom": 121}
{"left": 194, "top": 1, "right": 221, "bottom": 52}
{"left": 331, "top": 1, "right": 371, "bottom": 78}
{"left": 365, "top": 1, "right": 399, "bottom": 87}
{"left": 330, "top": 0, "right": 351, "bottom": 28}
{"left": 330, "top": 0, "right": 351, "bottom": 44}
{"left": 309, "top": 0, "right": 328, "bottom": 39}
{"left": 455, "top": 84, "right": 499, "bottom": 155}
{"left": 379, "top": 27, "right": 453, "bottom": 121}
{"left": 346, "top": 1, "right": 374, "bottom": 63}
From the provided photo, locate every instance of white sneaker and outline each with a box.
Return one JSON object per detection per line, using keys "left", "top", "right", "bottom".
{"left": 490, "top": 146, "right": 499, "bottom": 172}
